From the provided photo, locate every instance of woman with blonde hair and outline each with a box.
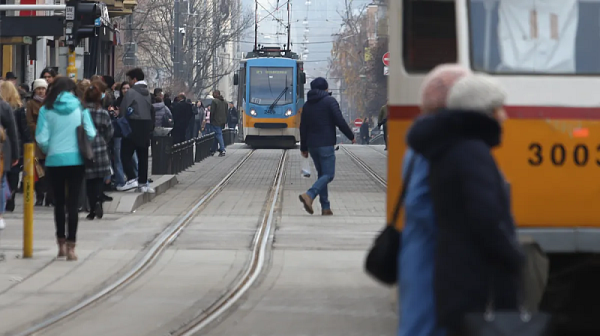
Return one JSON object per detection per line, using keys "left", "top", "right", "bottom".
{"left": 0, "top": 80, "right": 20, "bottom": 229}
{"left": 0, "top": 81, "right": 31, "bottom": 211}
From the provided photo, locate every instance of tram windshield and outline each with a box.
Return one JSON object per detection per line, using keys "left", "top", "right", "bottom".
{"left": 469, "top": 0, "right": 600, "bottom": 74}
{"left": 249, "top": 67, "right": 294, "bottom": 105}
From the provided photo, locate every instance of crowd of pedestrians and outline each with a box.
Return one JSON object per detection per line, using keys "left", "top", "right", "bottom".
{"left": 0, "top": 67, "right": 239, "bottom": 260}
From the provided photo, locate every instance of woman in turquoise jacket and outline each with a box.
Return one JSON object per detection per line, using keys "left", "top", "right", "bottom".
{"left": 35, "top": 77, "right": 96, "bottom": 261}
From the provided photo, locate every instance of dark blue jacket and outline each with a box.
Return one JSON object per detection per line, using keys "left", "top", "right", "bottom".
{"left": 300, "top": 89, "right": 354, "bottom": 151}
{"left": 407, "top": 110, "right": 523, "bottom": 330}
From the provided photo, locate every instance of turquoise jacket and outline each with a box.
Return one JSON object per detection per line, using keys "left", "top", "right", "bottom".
{"left": 35, "top": 92, "right": 97, "bottom": 167}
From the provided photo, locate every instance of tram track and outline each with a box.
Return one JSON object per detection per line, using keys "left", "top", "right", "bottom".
{"left": 341, "top": 145, "right": 387, "bottom": 188}
{"left": 15, "top": 149, "right": 289, "bottom": 336}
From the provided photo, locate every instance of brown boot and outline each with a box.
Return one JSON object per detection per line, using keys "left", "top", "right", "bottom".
{"left": 299, "top": 193, "right": 314, "bottom": 214}
{"left": 57, "top": 238, "right": 66, "bottom": 258}
{"left": 322, "top": 209, "right": 333, "bottom": 216}
{"left": 66, "top": 242, "right": 78, "bottom": 261}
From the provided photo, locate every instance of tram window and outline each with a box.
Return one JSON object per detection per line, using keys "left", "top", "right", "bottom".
{"left": 469, "top": 0, "right": 600, "bottom": 74}
{"left": 403, "top": 0, "right": 457, "bottom": 73}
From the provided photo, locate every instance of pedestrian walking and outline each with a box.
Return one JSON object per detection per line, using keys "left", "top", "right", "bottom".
{"left": 298, "top": 77, "right": 355, "bottom": 215}
{"left": 209, "top": 90, "right": 228, "bottom": 156}
{"left": 83, "top": 80, "right": 114, "bottom": 220}
{"left": 35, "top": 77, "right": 97, "bottom": 260}
{"left": 397, "top": 64, "right": 471, "bottom": 336}
{"left": 378, "top": 102, "right": 388, "bottom": 150}
{"left": 407, "top": 73, "right": 524, "bottom": 334}
{"left": 227, "top": 101, "right": 238, "bottom": 129}
{"left": 118, "top": 68, "right": 155, "bottom": 193}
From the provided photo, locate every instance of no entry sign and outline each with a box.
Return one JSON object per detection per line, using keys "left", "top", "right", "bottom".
{"left": 382, "top": 52, "right": 390, "bottom": 66}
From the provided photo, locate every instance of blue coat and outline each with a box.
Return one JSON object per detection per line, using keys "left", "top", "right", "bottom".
{"left": 398, "top": 148, "right": 446, "bottom": 336}
{"left": 35, "top": 92, "right": 96, "bottom": 167}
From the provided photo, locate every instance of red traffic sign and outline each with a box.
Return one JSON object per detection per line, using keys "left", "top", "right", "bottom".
{"left": 354, "top": 118, "right": 363, "bottom": 127}
{"left": 382, "top": 52, "right": 390, "bottom": 66}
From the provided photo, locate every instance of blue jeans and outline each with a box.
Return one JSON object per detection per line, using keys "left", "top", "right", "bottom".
{"left": 113, "top": 138, "right": 138, "bottom": 186}
{"left": 211, "top": 125, "right": 226, "bottom": 152}
{"left": 0, "top": 175, "right": 9, "bottom": 213}
{"left": 306, "top": 146, "right": 336, "bottom": 210}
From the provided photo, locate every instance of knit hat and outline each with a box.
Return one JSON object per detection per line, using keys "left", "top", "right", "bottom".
{"left": 419, "top": 64, "right": 471, "bottom": 113}
{"left": 32, "top": 78, "right": 48, "bottom": 91}
{"left": 310, "top": 77, "right": 328, "bottom": 90}
{"left": 446, "top": 74, "right": 506, "bottom": 115}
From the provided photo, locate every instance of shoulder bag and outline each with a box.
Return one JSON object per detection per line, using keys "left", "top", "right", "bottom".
{"left": 77, "top": 109, "right": 94, "bottom": 166}
{"left": 365, "top": 154, "right": 416, "bottom": 285}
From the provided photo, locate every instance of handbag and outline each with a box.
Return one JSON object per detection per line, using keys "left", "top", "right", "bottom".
{"left": 34, "top": 158, "right": 45, "bottom": 179}
{"left": 77, "top": 109, "right": 94, "bottom": 166}
{"left": 365, "top": 155, "right": 416, "bottom": 285}
{"left": 462, "top": 276, "right": 554, "bottom": 336}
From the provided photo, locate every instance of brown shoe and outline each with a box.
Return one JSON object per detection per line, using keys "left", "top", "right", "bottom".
{"left": 57, "top": 238, "right": 66, "bottom": 258}
{"left": 299, "top": 193, "right": 314, "bottom": 214}
{"left": 66, "top": 242, "right": 78, "bottom": 261}
{"left": 322, "top": 209, "right": 333, "bottom": 216}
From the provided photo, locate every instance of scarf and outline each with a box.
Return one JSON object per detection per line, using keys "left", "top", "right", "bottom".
{"left": 33, "top": 95, "right": 44, "bottom": 103}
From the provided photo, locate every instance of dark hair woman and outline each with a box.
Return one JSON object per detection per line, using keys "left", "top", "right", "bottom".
{"left": 83, "top": 80, "right": 113, "bottom": 220}
{"left": 35, "top": 77, "right": 97, "bottom": 261}
{"left": 40, "top": 68, "right": 57, "bottom": 84}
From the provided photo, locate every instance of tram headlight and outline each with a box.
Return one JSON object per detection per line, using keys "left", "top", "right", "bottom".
{"left": 285, "top": 109, "right": 293, "bottom": 116}
{"left": 250, "top": 109, "right": 257, "bottom": 116}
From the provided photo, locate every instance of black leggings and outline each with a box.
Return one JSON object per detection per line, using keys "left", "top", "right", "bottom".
{"left": 48, "top": 165, "right": 85, "bottom": 242}
{"left": 86, "top": 178, "right": 103, "bottom": 211}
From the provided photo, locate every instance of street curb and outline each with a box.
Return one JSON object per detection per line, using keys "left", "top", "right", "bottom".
{"left": 104, "top": 175, "right": 179, "bottom": 213}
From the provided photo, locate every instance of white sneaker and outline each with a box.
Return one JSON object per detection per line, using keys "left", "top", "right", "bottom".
{"left": 117, "top": 179, "right": 138, "bottom": 191}
{"left": 0, "top": 218, "right": 5, "bottom": 230}
{"left": 137, "top": 185, "right": 155, "bottom": 194}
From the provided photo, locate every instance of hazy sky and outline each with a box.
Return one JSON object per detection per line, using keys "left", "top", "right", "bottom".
{"left": 240, "top": 0, "right": 372, "bottom": 81}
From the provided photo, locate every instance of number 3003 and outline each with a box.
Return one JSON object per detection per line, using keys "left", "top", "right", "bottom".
{"left": 528, "top": 143, "right": 599, "bottom": 167}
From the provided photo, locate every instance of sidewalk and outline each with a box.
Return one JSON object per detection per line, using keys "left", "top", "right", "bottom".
{"left": 0, "top": 145, "right": 252, "bottom": 335}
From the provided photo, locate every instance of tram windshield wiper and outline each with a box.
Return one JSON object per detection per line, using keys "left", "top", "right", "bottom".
{"left": 266, "top": 86, "right": 289, "bottom": 114}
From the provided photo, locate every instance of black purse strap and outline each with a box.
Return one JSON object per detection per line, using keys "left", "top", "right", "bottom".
{"left": 389, "top": 153, "right": 417, "bottom": 226}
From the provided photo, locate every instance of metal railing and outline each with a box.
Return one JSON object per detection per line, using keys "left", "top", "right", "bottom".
{"left": 151, "top": 129, "right": 237, "bottom": 175}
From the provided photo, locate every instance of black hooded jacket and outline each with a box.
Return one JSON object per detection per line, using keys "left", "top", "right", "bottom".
{"left": 300, "top": 89, "right": 354, "bottom": 151}
{"left": 407, "top": 110, "right": 524, "bottom": 330}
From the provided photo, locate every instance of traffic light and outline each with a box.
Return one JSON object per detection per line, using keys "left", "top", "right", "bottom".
{"left": 65, "top": 0, "right": 101, "bottom": 48}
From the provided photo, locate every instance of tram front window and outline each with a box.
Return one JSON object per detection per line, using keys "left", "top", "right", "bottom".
{"left": 249, "top": 67, "right": 294, "bottom": 105}
{"left": 469, "top": 0, "right": 600, "bottom": 74}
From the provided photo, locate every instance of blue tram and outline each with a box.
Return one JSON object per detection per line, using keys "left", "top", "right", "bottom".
{"left": 234, "top": 47, "right": 306, "bottom": 148}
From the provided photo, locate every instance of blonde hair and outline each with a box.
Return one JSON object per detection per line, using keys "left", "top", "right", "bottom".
{"left": 419, "top": 64, "right": 471, "bottom": 114}
{"left": 0, "top": 80, "right": 23, "bottom": 109}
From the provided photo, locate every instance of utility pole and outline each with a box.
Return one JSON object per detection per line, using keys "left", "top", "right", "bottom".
{"left": 173, "top": 0, "right": 181, "bottom": 82}
{"left": 124, "top": 13, "right": 136, "bottom": 69}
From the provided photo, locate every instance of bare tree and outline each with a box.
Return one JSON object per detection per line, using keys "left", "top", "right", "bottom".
{"left": 128, "top": 0, "right": 253, "bottom": 96}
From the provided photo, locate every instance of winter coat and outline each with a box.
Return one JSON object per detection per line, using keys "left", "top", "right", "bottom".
{"left": 171, "top": 101, "right": 193, "bottom": 143}
{"left": 398, "top": 148, "right": 446, "bottom": 336}
{"left": 119, "top": 82, "right": 155, "bottom": 147}
{"left": 407, "top": 110, "right": 524, "bottom": 330}
{"left": 35, "top": 92, "right": 97, "bottom": 167}
{"left": 26, "top": 98, "right": 45, "bottom": 159}
{"left": 153, "top": 102, "right": 173, "bottom": 128}
{"left": 0, "top": 101, "right": 19, "bottom": 171}
{"left": 210, "top": 96, "right": 228, "bottom": 128}
{"left": 299, "top": 89, "right": 354, "bottom": 152}
{"left": 360, "top": 122, "right": 369, "bottom": 139}
{"left": 85, "top": 104, "right": 114, "bottom": 179}
{"left": 13, "top": 106, "right": 32, "bottom": 158}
